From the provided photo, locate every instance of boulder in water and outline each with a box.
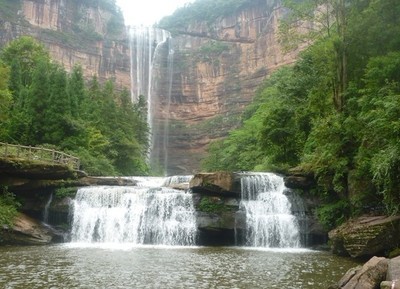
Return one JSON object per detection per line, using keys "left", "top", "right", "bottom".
{"left": 330, "top": 256, "right": 388, "bottom": 289}
{"left": 330, "top": 256, "right": 400, "bottom": 289}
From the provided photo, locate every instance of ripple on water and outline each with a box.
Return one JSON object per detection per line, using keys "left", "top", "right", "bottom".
{"left": 0, "top": 245, "right": 360, "bottom": 289}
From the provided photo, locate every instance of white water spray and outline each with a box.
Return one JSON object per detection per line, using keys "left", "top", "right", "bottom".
{"left": 43, "top": 193, "right": 53, "bottom": 224}
{"left": 70, "top": 178, "right": 197, "bottom": 246}
{"left": 240, "top": 172, "right": 300, "bottom": 248}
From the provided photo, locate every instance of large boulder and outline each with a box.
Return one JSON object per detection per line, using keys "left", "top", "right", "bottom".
{"left": 329, "top": 215, "right": 400, "bottom": 258}
{"left": 331, "top": 256, "right": 400, "bottom": 289}
{"left": 330, "top": 256, "right": 388, "bottom": 289}
{"left": 189, "top": 172, "right": 241, "bottom": 197}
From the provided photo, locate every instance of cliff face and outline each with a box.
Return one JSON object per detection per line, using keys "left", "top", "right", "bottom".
{"left": 0, "top": 0, "right": 298, "bottom": 175}
{"left": 0, "top": 0, "right": 131, "bottom": 87}
{"left": 155, "top": 1, "right": 300, "bottom": 174}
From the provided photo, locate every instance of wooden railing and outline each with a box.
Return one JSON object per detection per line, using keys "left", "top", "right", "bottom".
{"left": 0, "top": 142, "right": 80, "bottom": 170}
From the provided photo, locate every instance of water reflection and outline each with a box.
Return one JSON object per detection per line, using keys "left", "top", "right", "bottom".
{"left": 0, "top": 245, "right": 359, "bottom": 289}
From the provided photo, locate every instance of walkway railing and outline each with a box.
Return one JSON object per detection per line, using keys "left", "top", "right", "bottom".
{"left": 0, "top": 142, "right": 80, "bottom": 170}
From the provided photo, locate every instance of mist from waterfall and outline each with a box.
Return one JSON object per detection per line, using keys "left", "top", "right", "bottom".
{"left": 128, "top": 27, "right": 174, "bottom": 175}
{"left": 70, "top": 178, "right": 197, "bottom": 246}
{"left": 239, "top": 172, "right": 300, "bottom": 248}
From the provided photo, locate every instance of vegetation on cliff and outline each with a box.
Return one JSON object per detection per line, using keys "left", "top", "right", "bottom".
{"left": 158, "top": 0, "right": 267, "bottom": 31}
{"left": 202, "top": 0, "right": 400, "bottom": 228}
{"left": 0, "top": 36, "right": 149, "bottom": 176}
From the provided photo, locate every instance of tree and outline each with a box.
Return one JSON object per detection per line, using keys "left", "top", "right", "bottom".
{"left": 280, "top": 0, "right": 349, "bottom": 111}
{"left": 356, "top": 52, "right": 400, "bottom": 214}
{"left": 0, "top": 36, "right": 50, "bottom": 88}
{"left": 67, "top": 65, "right": 86, "bottom": 118}
{"left": 0, "top": 63, "right": 11, "bottom": 122}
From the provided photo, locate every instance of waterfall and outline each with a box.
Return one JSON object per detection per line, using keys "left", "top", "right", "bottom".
{"left": 128, "top": 27, "right": 174, "bottom": 175}
{"left": 239, "top": 172, "right": 300, "bottom": 248}
{"left": 70, "top": 179, "right": 197, "bottom": 246}
{"left": 42, "top": 193, "right": 53, "bottom": 224}
{"left": 163, "top": 175, "right": 193, "bottom": 187}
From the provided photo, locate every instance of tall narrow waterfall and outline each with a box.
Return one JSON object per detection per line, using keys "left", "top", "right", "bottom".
{"left": 128, "top": 27, "right": 174, "bottom": 174}
{"left": 239, "top": 173, "right": 300, "bottom": 248}
{"left": 70, "top": 178, "right": 197, "bottom": 245}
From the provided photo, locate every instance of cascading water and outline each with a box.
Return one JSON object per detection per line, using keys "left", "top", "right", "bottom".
{"left": 70, "top": 177, "right": 197, "bottom": 246}
{"left": 128, "top": 27, "right": 174, "bottom": 174}
{"left": 42, "top": 193, "right": 53, "bottom": 224}
{"left": 239, "top": 172, "right": 300, "bottom": 248}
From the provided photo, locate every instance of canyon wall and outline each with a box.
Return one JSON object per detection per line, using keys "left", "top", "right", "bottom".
{"left": 0, "top": 0, "right": 131, "bottom": 88}
{"left": 155, "top": 0, "right": 301, "bottom": 174}
{"left": 0, "top": 0, "right": 299, "bottom": 175}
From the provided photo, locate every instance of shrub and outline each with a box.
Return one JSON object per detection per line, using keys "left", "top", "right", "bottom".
{"left": 0, "top": 187, "right": 20, "bottom": 226}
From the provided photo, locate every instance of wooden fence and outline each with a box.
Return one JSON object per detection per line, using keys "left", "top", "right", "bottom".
{"left": 0, "top": 142, "right": 80, "bottom": 170}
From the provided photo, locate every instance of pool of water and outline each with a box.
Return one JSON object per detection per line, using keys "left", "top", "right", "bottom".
{"left": 0, "top": 245, "right": 359, "bottom": 289}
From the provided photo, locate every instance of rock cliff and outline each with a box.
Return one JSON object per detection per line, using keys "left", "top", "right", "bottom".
{"left": 153, "top": 1, "right": 301, "bottom": 174}
{"left": 0, "top": 0, "right": 130, "bottom": 87}
{"left": 0, "top": 0, "right": 299, "bottom": 175}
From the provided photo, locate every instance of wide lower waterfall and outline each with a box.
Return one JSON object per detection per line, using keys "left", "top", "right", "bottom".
{"left": 70, "top": 177, "right": 197, "bottom": 245}
{"left": 239, "top": 172, "right": 300, "bottom": 248}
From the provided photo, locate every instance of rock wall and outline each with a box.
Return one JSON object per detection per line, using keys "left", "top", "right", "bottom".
{"left": 0, "top": 0, "right": 131, "bottom": 87}
{"left": 0, "top": 1, "right": 300, "bottom": 175}
{"left": 153, "top": 1, "right": 301, "bottom": 174}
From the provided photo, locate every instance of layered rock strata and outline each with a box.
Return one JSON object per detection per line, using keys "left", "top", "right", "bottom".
{"left": 329, "top": 216, "right": 400, "bottom": 258}
{"left": 152, "top": 1, "right": 301, "bottom": 174}
{"left": 0, "top": 0, "right": 130, "bottom": 87}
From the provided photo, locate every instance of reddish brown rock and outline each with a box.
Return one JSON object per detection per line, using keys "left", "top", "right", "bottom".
{"left": 1, "top": 213, "right": 55, "bottom": 245}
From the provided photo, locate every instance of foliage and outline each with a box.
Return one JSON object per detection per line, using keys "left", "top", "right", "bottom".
{"left": 0, "top": 37, "right": 149, "bottom": 176}
{"left": 198, "top": 196, "right": 230, "bottom": 213}
{"left": 0, "top": 187, "right": 20, "bottom": 226}
{"left": 202, "top": 0, "right": 400, "bottom": 219}
{"left": 315, "top": 200, "right": 350, "bottom": 230}
{"left": 54, "top": 187, "right": 77, "bottom": 199}
{"left": 158, "top": 0, "right": 266, "bottom": 32}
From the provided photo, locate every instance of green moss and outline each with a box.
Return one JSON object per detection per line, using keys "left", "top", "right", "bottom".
{"left": 199, "top": 196, "right": 223, "bottom": 213}
{"left": 55, "top": 187, "right": 77, "bottom": 199}
{"left": 389, "top": 248, "right": 400, "bottom": 258}
{"left": 198, "top": 196, "right": 231, "bottom": 213}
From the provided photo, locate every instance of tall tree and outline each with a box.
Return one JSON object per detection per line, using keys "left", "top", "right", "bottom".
{"left": 280, "top": 0, "right": 349, "bottom": 111}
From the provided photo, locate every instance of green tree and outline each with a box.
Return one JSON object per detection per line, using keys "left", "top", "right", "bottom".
{"left": 280, "top": 0, "right": 349, "bottom": 111}
{"left": 1, "top": 36, "right": 50, "bottom": 88}
{"left": 0, "top": 63, "right": 11, "bottom": 122}
{"left": 356, "top": 52, "right": 400, "bottom": 214}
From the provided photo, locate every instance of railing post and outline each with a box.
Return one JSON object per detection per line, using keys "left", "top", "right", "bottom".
{"left": 1, "top": 143, "right": 80, "bottom": 171}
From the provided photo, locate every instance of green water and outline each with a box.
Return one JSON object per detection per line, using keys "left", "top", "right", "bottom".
{"left": 0, "top": 245, "right": 359, "bottom": 289}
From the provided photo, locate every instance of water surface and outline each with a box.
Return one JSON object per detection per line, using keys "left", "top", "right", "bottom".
{"left": 0, "top": 245, "right": 359, "bottom": 289}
